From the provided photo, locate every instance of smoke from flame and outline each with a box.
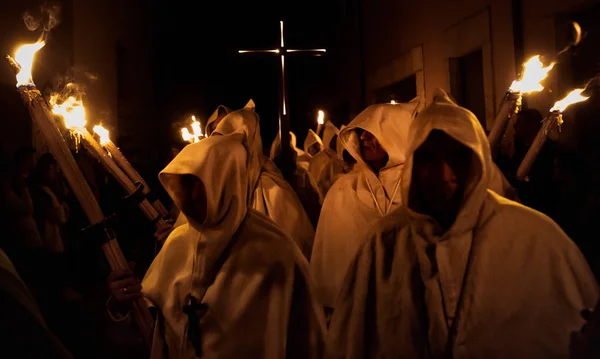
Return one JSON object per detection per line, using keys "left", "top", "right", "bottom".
{"left": 509, "top": 55, "right": 555, "bottom": 94}
{"left": 93, "top": 125, "right": 111, "bottom": 146}
{"left": 550, "top": 89, "right": 589, "bottom": 113}
{"left": 317, "top": 110, "right": 325, "bottom": 125}
{"left": 10, "top": 40, "right": 46, "bottom": 87}
{"left": 23, "top": 4, "right": 61, "bottom": 32}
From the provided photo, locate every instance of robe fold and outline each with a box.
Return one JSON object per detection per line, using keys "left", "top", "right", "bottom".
{"left": 310, "top": 99, "right": 420, "bottom": 308}
{"left": 326, "top": 90, "right": 599, "bottom": 359}
{"left": 143, "top": 133, "right": 326, "bottom": 359}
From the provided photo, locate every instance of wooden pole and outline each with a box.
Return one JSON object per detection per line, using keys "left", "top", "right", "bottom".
{"left": 78, "top": 130, "right": 171, "bottom": 240}
{"left": 515, "top": 112, "right": 561, "bottom": 180}
{"left": 103, "top": 141, "right": 169, "bottom": 218}
{"left": 17, "top": 87, "right": 154, "bottom": 346}
{"left": 488, "top": 92, "right": 521, "bottom": 159}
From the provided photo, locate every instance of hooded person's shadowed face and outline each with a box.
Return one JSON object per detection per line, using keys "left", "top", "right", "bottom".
{"left": 411, "top": 130, "right": 473, "bottom": 229}
{"left": 359, "top": 130, "right": 388, "bottom": 172}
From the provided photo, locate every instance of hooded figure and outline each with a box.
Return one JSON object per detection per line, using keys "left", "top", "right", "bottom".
{"left": 270, "top": 131, "right": 311, "bottom": 171}
{"left": 308, "top": 122, "right": 341, "bottom": 196}
{"left": 304, "top": 129, "right": 323, "bottom": 157}
{"left": 182, "top": 100, "right": 315, "bottom": 257}
{"left": 311, "top": 99, "right": 420, "bottom": 309}
{"left": 315, "top": 126, "right": 353, "bottom": 199}
{"left": 325, "top": 93, "right": 598, "bottom": 359}
{"left": 270, "top": 130, "right": 323, "bottom": 228}
{"left": 142, "top": 133, "right": 326, "bottom": 358}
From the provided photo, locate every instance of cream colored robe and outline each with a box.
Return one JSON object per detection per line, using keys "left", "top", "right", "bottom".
{"left": 326, "top": 94, "right": 599, "bottom": 359}
{"left": 311, "top": 99, "right": 420, "bottom": 308}
{"left": 308, "top": 122, "right": 340, "bottom": 197}
{"left": 143, "top": 134, "right": 326, "bottom": 359}
{"left": 179, "top": 101, "right": 315, "bottom": 257}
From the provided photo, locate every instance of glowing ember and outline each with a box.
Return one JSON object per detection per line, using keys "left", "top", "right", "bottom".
{"left": 50, "top": 96, "right": 87, "bottom": 133}
{"left": 93, "top": 125, "right": 111, "bottom": 146}
{"left": 509, "top": 55, "right": 555, "bottom": 94}
{"left": 550, "top": 88, "right": 589, "bottom": 113}
{"left": 11, "top": 40, "right": 46, "bottom": 87}
{"left": 390, "top": 100, "right": 397, "bottom": 105}
{"left": 317, "top": 110, "right": 325, "bottom": 125}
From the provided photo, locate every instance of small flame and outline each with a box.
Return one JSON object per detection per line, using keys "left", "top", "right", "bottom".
{"left": 509, "top": 55, "right": 555, "bottom": 94}
{"left": 191, "top": 115, "right": 203, "bottom": 138}
{"left": 181, "top": 128, "right": 194, "bottom": 143}
{"left": 181, "top": 115, "right": 203, "bottom": 143}
{"left": 11, "top": 40, "right": 46, "bottom": 87}
{"left": 93, "top": 125, "right": 111, "bottom": 145}
{"left": 317, "top": 110, "right": 325, "bottom": 125}
{"left": 550, "top": 88, "right": 589, "bottom": 113}
{"left": 390, "top": 100, "right": 397, "bottom": 105}
{"left": 50, "top": 96, "right": 87, "bottom": 133}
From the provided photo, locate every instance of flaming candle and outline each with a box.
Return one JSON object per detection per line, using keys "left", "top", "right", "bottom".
{"left": 7, "top": 41, "right": 153, "bottom": 345}
{"left": 316, "top": 110, "right": 325, "bottom": 136}
{"left": 93, "top": 125, "right": 170, "bottom": 218}
{"left": 50, "top": 96, "right": 172, "bottom": 239}
{"left": 516, "top": 88, "right": 589, "bottom": 180}
{"left": 489, "top": 56, "right": 555, "bottom": 159}
{"left": 181, "top": 115, "right": 204, "bottom": 143}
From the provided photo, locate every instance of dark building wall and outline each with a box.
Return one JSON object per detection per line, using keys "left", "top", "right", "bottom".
{"left": 329, "top": 0, "right": 599, "bottom": 129}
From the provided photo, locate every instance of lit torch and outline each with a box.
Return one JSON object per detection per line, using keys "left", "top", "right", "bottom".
{"left": 7, "top": 40, "right": 153, "bottom": 345}
{"left": 51, "top": 96, "right": 172, "bottom": 240}
{"left": 317, "top": 110, "right": 325, "bottom": 136}
{"left": 93, "top": 124, "right": 170, "bottom": 218}
{"left": 488, "top": 55, "right": 555, "bottom": 159}
{"left": 516, "top": 88, "right": 589, "bottom": 180}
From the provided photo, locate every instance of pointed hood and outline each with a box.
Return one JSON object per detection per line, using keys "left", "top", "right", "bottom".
{"left": 322, "top": 121, "right": 340, "bottom": 150}
{"left": 402, "top": 88, "right": 491, "bottom": 235}
{"left": 212, "top": 100, "right": 264, "bottom": 195}
{"left": 269, "top": 131, "right": 306, "bottom": 161}
{"left": 304, "top": 129, "right": 323, "bottom": 154}
{"left": 339, "top": 98, "right": 420, "bottom": 172}
{"left": 204, "top": 104, "right": 233, "bottom": 136}
{"left": 156, "top": 133, "right": 250, "bottom": 282}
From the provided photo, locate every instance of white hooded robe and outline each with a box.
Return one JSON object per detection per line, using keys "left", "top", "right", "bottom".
{"left": 142, "top": 133, "right": 326, "bottom": 359}
{"left": 179, "top": 101, "right": 315, "bottom": 257}
{"left": 326, "top": 94, "right": 599, "bottom": 359}
{"left": 310, "top": 99, "right": 420, "bottom": 309}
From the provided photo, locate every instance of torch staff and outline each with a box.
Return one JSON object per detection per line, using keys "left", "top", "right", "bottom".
{"left": 103, "top": 140, "right": 169, "bottom": 218}
{"left": 488, "top": 91, "right": 521, "bottom": 159}
{"left": 515, "top": 112, "right": 560, "bottom": 181}
{"left": 16, "top": 87, "right": 154, "bottom": 346}
{"left": 77, "top": 129, "right": 171, "bottom": 241}
{"left": 516, "top": 88, "right": 590, "bottom": 180}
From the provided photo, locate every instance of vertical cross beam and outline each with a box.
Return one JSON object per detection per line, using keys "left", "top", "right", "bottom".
{"left": 238, "top": 21, "right": 326, "bottom": 178}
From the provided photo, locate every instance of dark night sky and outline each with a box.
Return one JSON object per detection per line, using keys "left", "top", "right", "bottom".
{"left": 154, "top": 0, "right": 337, "bottom": 148}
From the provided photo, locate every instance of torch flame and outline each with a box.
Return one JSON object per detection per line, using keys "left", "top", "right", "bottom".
{"left": 550, "top": 88, "right": 589, "bottom": 113}
{"left": 181, "top": 115, "right": 203, "bottom": 143}
{"left": 50, "top": 96, "right": 87, "bottom": 133}
{"left": 509, "top": 55, "right": 555, "bottom": 94}
{"left": 190, "top": 115, "right": 203, "bottom": 138}
{"left": 390, "top": 100, "right": 397, "bottom": 105}
{"left": 181, "top": 128, "right": 194, "bottom": 143}
{"left": 12, "top": 40, "right": 46, "bottom": 87}
{"left": 93, "top": 125, "right": 111, "bottom": 146}
{"left": 317, "top": 110, "right": 325, "bottom": 125}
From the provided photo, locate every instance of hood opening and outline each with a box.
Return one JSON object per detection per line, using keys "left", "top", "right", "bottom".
{"left": 408, "top": 130, "right": 483, "bottom": 231}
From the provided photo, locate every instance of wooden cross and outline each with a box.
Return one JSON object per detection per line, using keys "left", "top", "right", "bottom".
{"left": 239, "top": 21, "right": 326, "bottom": 177}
